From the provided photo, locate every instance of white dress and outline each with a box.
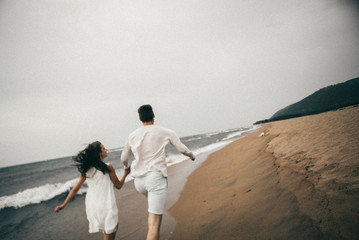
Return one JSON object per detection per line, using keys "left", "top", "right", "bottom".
{"left": 85, "top": 166, "right": 118, "bottom": 234}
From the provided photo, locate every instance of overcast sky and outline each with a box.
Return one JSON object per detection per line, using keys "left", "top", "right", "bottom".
{"left": 1, "top": 0, "right": 358, "bottom": 168}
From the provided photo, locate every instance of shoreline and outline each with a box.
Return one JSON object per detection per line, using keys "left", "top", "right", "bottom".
{"left": 5, "top": 106, "right": 358, "bottom": 239}
{"left": 169, "top": 106, "right": 359, "bottom": 239}
{"left": 115, "top": 143, "right": 238, "bottom": 239}
{"left": 113, "top": 128, "right": 259, "bottom": 239}
{"left": 0, "top": 130, "right": 252, "bottom": 240}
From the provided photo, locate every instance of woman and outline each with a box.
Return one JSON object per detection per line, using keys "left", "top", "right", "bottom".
{"left": 54, "top": 141, "right": 130, "bottom": 240}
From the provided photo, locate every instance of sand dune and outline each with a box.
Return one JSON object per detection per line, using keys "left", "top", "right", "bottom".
{"left": 169, "top": 106, "right": 359, "bottom": 239}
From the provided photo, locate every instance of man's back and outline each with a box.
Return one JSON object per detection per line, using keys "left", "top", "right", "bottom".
{"left": 121, "top": 125, "right": 193, "bottom": 177}
{"left": 120, "top": 104, "right": 195, "bottom": 240}
{"left": 129, "top": 125, "right": 173, "bottom": 160}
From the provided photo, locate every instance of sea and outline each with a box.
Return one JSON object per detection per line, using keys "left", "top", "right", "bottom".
{"left": 0, "top": 126, "right": 257, "bottom": 239}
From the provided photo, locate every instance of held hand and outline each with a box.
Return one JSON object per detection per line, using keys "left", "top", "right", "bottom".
{"left": 124, "top": 167, "right": 131, "bottom": 176}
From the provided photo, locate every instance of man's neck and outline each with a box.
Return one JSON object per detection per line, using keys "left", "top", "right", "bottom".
{"left": 143, "top": 121, "right": 154, "bottom": 126}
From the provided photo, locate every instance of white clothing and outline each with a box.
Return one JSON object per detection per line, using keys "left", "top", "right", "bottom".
{"left": 85, "top": 166, "right": 118, "bottom": 234}
{"left": 134, "top": 171, "right": 168, "bottom": 215}
{"left": 121, "top": 125, "right": 194, "bottom": 177}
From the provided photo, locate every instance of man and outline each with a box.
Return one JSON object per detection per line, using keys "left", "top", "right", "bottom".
{"left": 121, "top": 104, "right": 195, "bottom": 240}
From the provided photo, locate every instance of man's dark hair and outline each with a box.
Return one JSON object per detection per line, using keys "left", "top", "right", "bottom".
{"left": 138, "top": 104, "right": 154, "bottom": 122}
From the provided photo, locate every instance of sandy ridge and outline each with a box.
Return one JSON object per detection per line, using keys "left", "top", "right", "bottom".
{"left": 169, "top": 106, "right": 359, "bottom": 239}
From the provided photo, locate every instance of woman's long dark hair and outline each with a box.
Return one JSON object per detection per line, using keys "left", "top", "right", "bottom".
{"left": 73, "top": 141, "right": 110, "bottom": 177}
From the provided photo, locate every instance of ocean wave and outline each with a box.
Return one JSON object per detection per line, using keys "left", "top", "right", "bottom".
{"left": 166, "top": 140, "right": 232, "bottom": 166}
{"left": 107, "top": 147, "right": 123, "bottom": 153}
{"left": 0, "top": 141, "right": 228, "bottom": 210}
{"left": 0, "top": 179, "right": 87, "bottom": 210}
{"left": 0, "top": 170, "right": 131, "bottom": 210}
{"left": 0, "top": 127, "right": 255, "bottom": 210}
{"left": 221, "top": 125, "right": 259, "bottom": 141}
{"left": 183, "top": 136, "right": 205, "bottom": 142}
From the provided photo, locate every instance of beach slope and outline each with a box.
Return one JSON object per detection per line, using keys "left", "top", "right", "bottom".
{"left": 169, "top": 106, "right": 359, "bottom": 239}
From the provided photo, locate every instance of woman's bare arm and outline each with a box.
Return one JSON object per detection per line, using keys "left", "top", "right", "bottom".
{"left": 108, "top": 164, "right": 130, "bottom": 189}
{"left": 54, "top": 176, "right": 86, "bottom": 213}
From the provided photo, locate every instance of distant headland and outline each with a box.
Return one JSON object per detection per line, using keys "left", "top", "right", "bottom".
{"left": 255, "top": 77, "right": 359, "bottom": 124}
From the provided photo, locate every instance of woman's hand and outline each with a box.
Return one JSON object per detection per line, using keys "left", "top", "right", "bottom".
{"left": 53, "top": 176, "right": 85, "bottom": 214}
{"left": 109, "top": 164, "right": 129, "bottom": 189}
{"left": 54, "top": 204, "right": 64, "bottom": 213}
{"left": 124, "top": 167, "right": 131, "bottom": 176}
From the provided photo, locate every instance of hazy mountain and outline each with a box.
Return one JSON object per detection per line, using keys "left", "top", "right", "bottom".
{"left": 255, "top": 77, "right": 359, "bottom": 124}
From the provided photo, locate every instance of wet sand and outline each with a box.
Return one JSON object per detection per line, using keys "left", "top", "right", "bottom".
{"left": 49, "top": 106, "right": 359, "bottom": 239}
{"left": 169, "top": 106, "right": 359, "bottom": 239}
{"left": 115, "top": 149, "right": 222, "bottom": 239}
{"left": 48, "top": 143, "right": 231, "bottom": 240}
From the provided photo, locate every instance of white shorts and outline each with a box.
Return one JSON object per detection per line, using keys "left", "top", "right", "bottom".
{"left": 134, "top": 171, "right": 168, "bottom": 215}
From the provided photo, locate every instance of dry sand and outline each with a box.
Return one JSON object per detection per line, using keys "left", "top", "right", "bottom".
{"left": 47, "top": 141, "right": 216, "bottom": 240}
{"left": 169, "top": 106, "right": 359, "bottom": 239}
{"left": 49, "top": 106, "right": 358, "bottom": 240}
{"left": 114, "top": 149, "right": 219, "bottom": 239}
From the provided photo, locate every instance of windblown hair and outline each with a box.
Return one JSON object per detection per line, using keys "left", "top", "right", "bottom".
{"left": 138, "top": 104, "right": 154, "bottom": 122}
{"left": 73, "top": 141, "right": 110, "bottom": 177}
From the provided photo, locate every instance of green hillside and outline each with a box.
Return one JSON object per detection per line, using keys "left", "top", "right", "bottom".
{"left": 255, "top": 77, "right": 359, "bottom": 124}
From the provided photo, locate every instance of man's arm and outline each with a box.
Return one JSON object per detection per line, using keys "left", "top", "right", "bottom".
{"left": 183, "top": 150, "right": 195, "bottom": 161}
{"left": 120, "top": 140, "right": 131, "bottom": 169}
{"left": 169, "top": 131, "right": 195, "bottom": 161}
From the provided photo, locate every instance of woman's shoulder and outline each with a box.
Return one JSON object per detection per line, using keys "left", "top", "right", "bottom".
{"left": 107, "top": 163, "right": 114, "bottom": 171}
{"left": 85, "top": 167, "right": 97, "bottom": 178}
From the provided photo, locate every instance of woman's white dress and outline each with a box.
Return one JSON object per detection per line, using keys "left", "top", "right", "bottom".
{"left": 85, "top": 166, "right": 118, "bottom": 234}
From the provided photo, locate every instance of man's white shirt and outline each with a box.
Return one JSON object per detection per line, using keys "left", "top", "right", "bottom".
{"left": 121, "top": 125, "right": 194, "bottom": 177}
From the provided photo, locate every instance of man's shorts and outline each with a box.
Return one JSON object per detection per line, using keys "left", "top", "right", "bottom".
{"left": 134, "top": 171, "right": 168, "bottom": 215}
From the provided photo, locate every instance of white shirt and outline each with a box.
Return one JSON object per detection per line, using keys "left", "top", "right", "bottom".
{"left": 121, "top": 125, "right": 194, "bottom": 177}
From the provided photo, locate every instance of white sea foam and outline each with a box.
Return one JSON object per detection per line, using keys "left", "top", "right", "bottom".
{"left": 0, "top": 141, "right": 230, "bottom": 210}
{"left": 222, "top": 125, "right": 259, "bottom": 141}
{"left": 107, "top": 147, "right": 123, "bottom": 153}
{"left": 166, "top": 139, "right": 233, "bottom": 166}
{"left": 0, "top": 127, "right": 255, "bottom": 210}
{"left": 0, "top": 178, "right": 87, "bottom": 210}
{"left": 183, "top": 136, "right": 205, "bottom": 141}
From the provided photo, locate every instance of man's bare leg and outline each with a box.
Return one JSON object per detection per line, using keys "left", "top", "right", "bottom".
{"left": 147, "top": 213, "right": 162, "bottom": 240}
{"left": 104, "top": 231, "right": 116, "bottom": 240}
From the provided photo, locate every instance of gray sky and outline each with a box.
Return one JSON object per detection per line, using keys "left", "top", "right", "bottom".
{"left": 1, "top": 0, "right": 359, "bottom": 168}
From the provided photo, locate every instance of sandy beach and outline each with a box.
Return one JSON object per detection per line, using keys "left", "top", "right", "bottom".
{"left": 169, "top": 106, "right": 359, "bottom": 239}
{"left": 35, "top": 106, "right": 358, "bottom": 240}
{"left": 42, "top": 146, "right": 216, "bottom": 240}
{"left": 114, "top": 151, "right": 214, "bottom": 240}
